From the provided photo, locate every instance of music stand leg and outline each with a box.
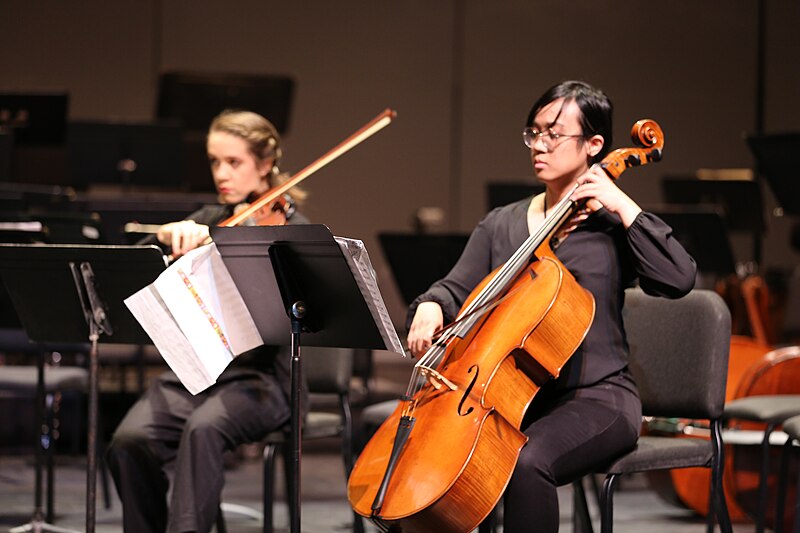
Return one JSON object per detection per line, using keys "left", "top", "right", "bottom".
{"left": 69, "top": 260, "right": 112, "bottom": 533}
{"left": 9, "top": 350, "right": 80, "bottom": 533}
{"left": 85, "top": 336, "right": 99, "bottom": 533}
{"left": 289, "top": 301, "right": 305, "bottom": 533}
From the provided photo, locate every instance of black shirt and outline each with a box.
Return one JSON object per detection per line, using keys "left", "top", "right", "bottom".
{"left": 408, "top": 198, "right": 696, "bottom": 391}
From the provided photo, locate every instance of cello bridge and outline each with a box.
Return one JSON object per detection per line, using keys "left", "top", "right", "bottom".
{"left": 419, "top": 366, "right": 458, "bottom": 391}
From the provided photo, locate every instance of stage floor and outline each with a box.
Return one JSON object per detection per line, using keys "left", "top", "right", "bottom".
{"left": 0, "top": 351, "right": 756, "bottom": 532}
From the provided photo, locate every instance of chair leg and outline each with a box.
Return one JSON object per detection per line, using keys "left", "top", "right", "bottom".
{"left": 600, "top": 474, "right": 619, "bottom": 533}
{"left": 96, "top": 408, "right": 112, "bottom": 510}
{"left": 794, "top": 452, "right": 800, "bottom": 533}
{"left": 215, "top": 505, "right": 227, "bottom": 533}
{"left": 339, "top": 395, "right": 365, "bottom": 533}
{"left": 711, "top": 419, "right": 733, "bottom": 533}
{"left": 340, "top": 394, "right": 355, "bottom": 476}
{"left": 755, "top": 423, "right": 778, "bottom": 533}
{"left": 263, "top": 443, "right": 278, "bottom": 533}
{"left": 281, "top": 440, "right": 297, "bottom": 533}
{"left": 573, "top": 478, "right": 594, "bottom": 533}
{"left": 776, "top": 440, "right": 793, "bottom": 533}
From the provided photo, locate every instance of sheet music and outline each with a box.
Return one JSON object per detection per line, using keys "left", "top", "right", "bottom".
{"left": 125, "top": 244, "right": 263, "bottom": 394}
{"left": 124, "top": 285, "right": 216, "bottom": 394}
{"left": 335, "top": 237, "right": 405, "bottom": 355}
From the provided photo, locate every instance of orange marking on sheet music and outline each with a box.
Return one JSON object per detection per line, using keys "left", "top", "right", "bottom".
{"left": 176, "top": 267, "right": 232, "bottom": 354}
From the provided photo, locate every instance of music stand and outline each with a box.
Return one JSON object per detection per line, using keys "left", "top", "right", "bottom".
{"left": 0, "top": 127, "right": 12, "bottom": 180}
{"left": 157, "top": 72, "right": 294, "bottom": 134}
{"left": 662, "top": 177, "right": 765, "bottom": 264}
{"left": 212, "top": 224, "right": 401, "bottom": 533}
{"left": 378, "top": 233, "right": 469, "bottom": 306}
{"left": 746, "top": 132, "right": 800, "bottom": 216}
{"left": 649, "top": 207, "right": 737, "bottom": 278}
{"left": 0, "top": 244, "right": 166, "bottom": 533}
{"left": 0, "top": 93, "right": 69, "bottom": 146}
{"left": 67, "top": 121, "right": 185, "bottom": 190}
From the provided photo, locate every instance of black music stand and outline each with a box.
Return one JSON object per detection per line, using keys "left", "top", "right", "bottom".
{"left": 0, "top": 93, "right": 69, "bottom": 146}
{"left": 662, "top": 177, "right": 765, "bottom": 264}
{"left": 649, "top": 207, "right": 737, "bottom": 278}
{"left": 378, "top": 233, "right": 469, "bottom": 306}
{"left": 157, "top": 72, "right": 294, "bottom": 134}
{"left": 746, "top": 132, "right": 800, "bottom": 217}
{"left": 0, "top": 244, "right": 166, "bottom": 533}
{"left": 67, "top": 121, "right": 185, "bottom": 190}
{"left": 212, "top": 224, "right": 401, "bottom": 533}
{"left": 747, "top": 132, "right": 800, "bottom": 255}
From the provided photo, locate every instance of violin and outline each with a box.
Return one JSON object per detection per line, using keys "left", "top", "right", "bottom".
{"left": 218, "top": 108, "right": 396, "bottom": 227}
{"left": 348, "top": 119, "right": 665, "bottom": 532}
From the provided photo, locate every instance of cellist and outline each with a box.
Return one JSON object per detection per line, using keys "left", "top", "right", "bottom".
{"left": 107, "top": 109, "right": 308, "bottom": 533}
{"left": 406, "top": 80, "right": 697, "bottom": 532}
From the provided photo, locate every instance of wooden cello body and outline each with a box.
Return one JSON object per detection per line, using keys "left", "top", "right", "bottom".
{"left": 348, "top": 120, "right": 665, "bottom": 532}
{"left": 349, "top": 247, "right": 595, "bottom": 532}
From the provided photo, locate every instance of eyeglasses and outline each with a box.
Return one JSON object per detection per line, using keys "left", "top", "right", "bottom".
{"left": 523, "top": 127, "right": 584, "bottom": 150}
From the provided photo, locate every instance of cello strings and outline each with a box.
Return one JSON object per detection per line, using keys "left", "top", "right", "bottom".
{"left": 403, "top": 185, "right": 580, "bottom": 404}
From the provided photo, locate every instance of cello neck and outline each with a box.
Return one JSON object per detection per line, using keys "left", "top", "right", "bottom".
{"left": 450, "top": 186, "right": 580, "bottom": 335}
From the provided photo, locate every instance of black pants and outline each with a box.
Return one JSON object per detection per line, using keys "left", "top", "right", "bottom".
{"left": 106, "top": 369, "right": 290, "bottom": 533}
{"left": 503, "top": 372, "right": 642, "bottom": 532}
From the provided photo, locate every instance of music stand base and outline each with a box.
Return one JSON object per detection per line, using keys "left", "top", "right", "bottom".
{"left": 10, "top": 517, "right": 81, "bottom": 533}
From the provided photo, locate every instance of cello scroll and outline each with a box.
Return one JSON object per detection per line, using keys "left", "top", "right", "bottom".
{"left": 601, "top": 119, "right": 664, "bottom": 180}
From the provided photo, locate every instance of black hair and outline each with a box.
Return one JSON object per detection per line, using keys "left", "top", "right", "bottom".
{"left": 525, "top": 80, "right": 613, "bottom": 163}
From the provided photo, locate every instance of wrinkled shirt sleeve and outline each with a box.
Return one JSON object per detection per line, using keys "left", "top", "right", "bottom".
{"left": 625, "top": 211, "right": 697, "bottom": 298}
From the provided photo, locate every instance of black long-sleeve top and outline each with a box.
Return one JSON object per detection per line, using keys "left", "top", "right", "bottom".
{"left": 407, "top": 198, "right": 697, "bottom": 392}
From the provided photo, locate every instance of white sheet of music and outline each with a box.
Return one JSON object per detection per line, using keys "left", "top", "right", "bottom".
{"left": 125, "top": 244, "right": 263, "bottom": 394}
{"left": 335, "top": 237, "right": 405, "bottom": 356}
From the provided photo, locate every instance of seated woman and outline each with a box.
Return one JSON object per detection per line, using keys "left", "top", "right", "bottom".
{"left": 107, "top": 109, "right": 307, "bottom": 533}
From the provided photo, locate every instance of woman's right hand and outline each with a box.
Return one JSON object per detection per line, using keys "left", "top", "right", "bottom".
{"left": 156, "top": 220, "right": 211, "bottom": 259}
{"left": 407, "top": 301, "right": 444, "bottom": 358}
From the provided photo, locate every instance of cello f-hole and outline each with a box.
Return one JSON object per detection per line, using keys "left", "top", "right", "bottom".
{"left": 458, "top": 365, "right": 480, "bottom": 416}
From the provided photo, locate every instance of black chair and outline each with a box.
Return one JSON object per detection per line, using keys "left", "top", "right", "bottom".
{"left": 216, "top": 347, "right": 358, "bottom": 533}
{"left": 722, "top": 391, "right": 800, "bottom": 533}
{"left": 775, "top": 413, "right": 800, "bottom": 533}
{"left": 575, "top": 289, "right": 733, "bottom": 533}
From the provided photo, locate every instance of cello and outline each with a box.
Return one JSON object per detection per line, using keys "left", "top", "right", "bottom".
{"left": 348, "top": 119, "right": 665, "bottom": 532}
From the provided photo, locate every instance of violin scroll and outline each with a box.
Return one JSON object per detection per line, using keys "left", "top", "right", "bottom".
{"left": 600, "top": 119, "right": 664, "bottom": 180}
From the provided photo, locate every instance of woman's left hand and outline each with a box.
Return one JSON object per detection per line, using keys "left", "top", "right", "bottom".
{"left": 570, "top": 165, "right": 642, "bottom": 227}
{"left": 156, "top": 220, "right": 212, "bottom": 259}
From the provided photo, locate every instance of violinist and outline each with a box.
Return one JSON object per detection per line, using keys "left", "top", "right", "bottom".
{"left": 406, "top": 80, "right": 697, "bottom": 532}
{"left": 107, "top": 109, "right": 308, "bottom": 533}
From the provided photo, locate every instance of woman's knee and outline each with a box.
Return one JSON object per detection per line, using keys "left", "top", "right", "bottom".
{"left": 183, "top": 415, "right": 229, "bottom": 450}
{"left": 513, "top": 444, "right": 555, "bottom": 486}
{"left": 108, "top": 423, "right": 150, "bottom": 455}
